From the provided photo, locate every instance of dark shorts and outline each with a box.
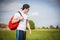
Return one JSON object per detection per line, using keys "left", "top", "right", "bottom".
{"left": 16, "top": 30, "right": 26, "bottom": 40}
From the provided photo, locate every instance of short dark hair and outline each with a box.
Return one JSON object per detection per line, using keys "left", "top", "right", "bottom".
{"left": 21, "top": 4, "right": 30, "bottom": 10}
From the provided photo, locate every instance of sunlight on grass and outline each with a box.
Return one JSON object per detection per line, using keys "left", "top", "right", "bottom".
{"left": 0, "top": 29, "right": 60, "bottom": 40}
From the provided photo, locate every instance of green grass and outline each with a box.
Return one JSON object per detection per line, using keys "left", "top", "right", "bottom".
{"left": 0, "top": 29, "right": 60, "bottom": 40}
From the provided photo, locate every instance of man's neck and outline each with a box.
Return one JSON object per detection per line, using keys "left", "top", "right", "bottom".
{"left": 21, "top": 10, "right": 26, "bottom": 14}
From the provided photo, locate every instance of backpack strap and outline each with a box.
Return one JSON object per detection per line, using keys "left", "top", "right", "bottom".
{"left": 18, "top": 11, "right": 22, "bottom": 16}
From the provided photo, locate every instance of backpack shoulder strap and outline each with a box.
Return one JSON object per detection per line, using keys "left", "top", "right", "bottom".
{"left": 18, "top": 11, "right": 22, "bottom": 16}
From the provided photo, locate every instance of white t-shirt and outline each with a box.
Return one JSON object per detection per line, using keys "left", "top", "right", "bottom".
{"left": 14, "top": 11, "right": 29, "bottom": 31}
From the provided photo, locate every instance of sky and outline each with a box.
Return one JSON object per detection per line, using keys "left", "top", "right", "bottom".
{"left": 0, "top": 0, "right": 60, "bottom": 28}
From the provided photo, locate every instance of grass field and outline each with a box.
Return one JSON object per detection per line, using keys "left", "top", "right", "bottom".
{"left": 0, "top": 29, "right": 60, "bottom": 40}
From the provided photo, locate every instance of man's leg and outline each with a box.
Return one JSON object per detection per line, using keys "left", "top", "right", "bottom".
{"left": 16, "top": 30, "right": 19, "bottom": 40}
{"left": 23, "top": 31, "right": 26, "bottom": 40}
{"left": 16, "top": 30, "right": 26, "bottom": 40}
{"left": 19, "top": 30, "right": 26, "bottom": 40}
{"left": 19, "top": 30, "right": 23, "bottom": 40}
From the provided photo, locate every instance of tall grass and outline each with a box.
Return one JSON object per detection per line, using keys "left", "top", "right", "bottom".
{"left": 0, "top": 29, "right": 60, "bottom": 40}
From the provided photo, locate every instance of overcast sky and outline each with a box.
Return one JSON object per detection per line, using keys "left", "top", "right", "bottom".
{"left": 0, "top": 0, "right": 60, "bottom": 28}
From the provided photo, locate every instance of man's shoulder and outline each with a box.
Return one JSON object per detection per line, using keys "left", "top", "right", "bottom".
{"left": 14, "top": 12, "right": 20, "bottom": 17}
{"left": 15, "top": 12, "right": 19, "bottom": 15}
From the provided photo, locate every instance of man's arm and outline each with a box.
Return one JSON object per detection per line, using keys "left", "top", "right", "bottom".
{"left": 26, "top": 20, "right": 32, "bottom": 35}
{"left": 12, "top": 16, "right": 24, "bottom": 23}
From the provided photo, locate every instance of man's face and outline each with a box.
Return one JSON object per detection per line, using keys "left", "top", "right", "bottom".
{"left": 24, "top": 8, "right": 29, "bottom": 13}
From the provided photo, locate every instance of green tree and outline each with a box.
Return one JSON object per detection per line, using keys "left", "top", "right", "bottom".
{"left": 49, "top": 25, "right": 55, "bottom": 29}
{"left": 27, "top": 20, "right": 35, "bottom": 29}
{"left": 56, "top": 25, "right": 59, "bottom": 29}
{"left": 42, "top": 26, "right": 45, "bottom": 29}
{"left": 46, "top": 27, "right": 48, "bottom": 29}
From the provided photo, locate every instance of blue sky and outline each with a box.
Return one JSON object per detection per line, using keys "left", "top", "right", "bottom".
{"left": 0, "top": 0, "right": 60, "bottom": 28}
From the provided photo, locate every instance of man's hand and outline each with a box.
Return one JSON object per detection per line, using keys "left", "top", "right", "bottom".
{"left": 29, "top": 30, "right": 32, "bottom": 35}
{"left": 26, "top": 20, "right": 32, "bottom": 36}
{"left": 19, "top": 16, "right": 24, "bottom": 20}
{"left": 12, "top": 16, "right": 24, "bottom": 23}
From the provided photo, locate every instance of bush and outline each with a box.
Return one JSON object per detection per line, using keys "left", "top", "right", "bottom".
{"left": 26, "top": 20, "right": 35, "bottom": 29}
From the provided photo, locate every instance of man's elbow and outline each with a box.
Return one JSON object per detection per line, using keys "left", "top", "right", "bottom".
{"left": 12, "top": 19, "right": 16, "bottom": 24}
{"left": 12, "top": 20, "right": 15, "bottom": 24}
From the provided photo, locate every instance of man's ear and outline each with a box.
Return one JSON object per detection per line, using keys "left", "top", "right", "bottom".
{"left": 27, "top": 19, "right": 28, "bottom": 21}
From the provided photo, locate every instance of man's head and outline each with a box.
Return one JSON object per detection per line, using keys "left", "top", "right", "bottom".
{"left": 21, "top": 4, "right": 30, "bottom": 13}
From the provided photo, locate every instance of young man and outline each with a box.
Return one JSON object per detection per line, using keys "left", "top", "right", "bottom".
{"left": 12, "top": 4, "right": 32, "bottom": 40}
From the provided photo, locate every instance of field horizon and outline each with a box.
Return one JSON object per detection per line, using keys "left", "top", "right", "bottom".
{"left": 0, "top": 29, "right": 60, "bottom": 40}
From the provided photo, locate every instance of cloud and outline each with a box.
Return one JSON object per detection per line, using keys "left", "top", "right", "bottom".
{"left": 0, "top": 0, "right": 17, "bottom": 3}
{"left": 30, "top": 12, "right": 39, "bottom": 16}
{"left": 0, "top": 0, "right": 60, "bottom": 27}
{"left": 1, "top": 1, "right": 23, "bottom": 12}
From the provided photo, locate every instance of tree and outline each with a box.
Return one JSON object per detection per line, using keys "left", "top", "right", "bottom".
{"left": 42, "top": 26, "right": 45, "bottom": 29}
{"left": 27, "top": 20, "right": 35, "bottom": 29}
{"left": 0, "top": 23, "right": 8, "bottom": 30}
{"left": 49, "top": 25, "right": 55, "bottom": 29}
{"left": 0, "top": 23, "right": 7, "bottom": 28}
{"left": 46, "top": 27, "right": 48, "bottom": 29}
{"left": 56, "top": 25, "right": 59, "bottom": 29}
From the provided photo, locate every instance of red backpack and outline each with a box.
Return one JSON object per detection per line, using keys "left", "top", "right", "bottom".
{"left": 8, "top": 11, "right": 22, "bottom": 30}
